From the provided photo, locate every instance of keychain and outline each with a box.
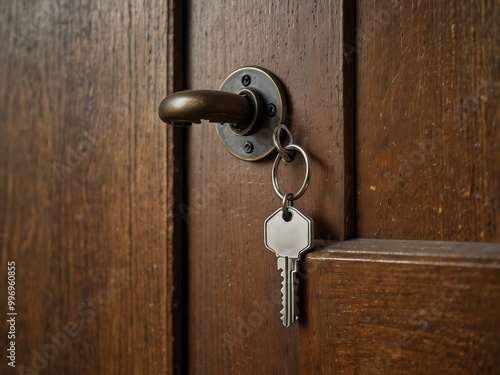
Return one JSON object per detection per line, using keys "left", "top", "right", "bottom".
{"left": 264, "top": 124, "right": 314, "bottom": 327}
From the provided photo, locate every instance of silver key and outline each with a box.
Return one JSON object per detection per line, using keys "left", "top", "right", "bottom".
{"left": 264, "top": 206, "right": 314, "bottom": 327}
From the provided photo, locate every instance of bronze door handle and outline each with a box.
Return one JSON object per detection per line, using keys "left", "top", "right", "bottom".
{"left": 158, "top": 89, "right": 264, "bottom": 136}
{"left": 158, "top": 67, "right": 287, "bottom": 161}
{"left": 158, "top": 89, "right": 252, "bottom": 126}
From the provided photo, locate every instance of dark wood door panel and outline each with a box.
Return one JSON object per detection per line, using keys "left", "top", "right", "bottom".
{"left": 185, "top": 0, "right": 354, "bottom": 373}
{"left": 356, "top": 1, "right": 500, "bottom": 241}
{"left": 0, "top": 0, "right": 183, "bottom": 373}
{"left": 299, "top": 239, "right": 500, "bottom": 374}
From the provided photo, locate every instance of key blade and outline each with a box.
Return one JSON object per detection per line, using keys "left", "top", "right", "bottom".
{"left": 278, "top": 257, "right": 298, "bottom": 327}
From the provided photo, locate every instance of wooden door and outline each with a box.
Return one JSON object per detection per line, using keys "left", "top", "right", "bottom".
{"left": 1, "top": 1, "right": 184, "bottom": 374}
{"left": 2, "top": 0, "right": 499, "bottom": 374}
{"left": 185, "top": 1, "right": 500, "bottom": 374}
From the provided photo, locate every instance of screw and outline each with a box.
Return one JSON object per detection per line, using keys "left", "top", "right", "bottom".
{"left": 242, "top": 75, "right": 251, "bottom": 87}
{"left": 267, "top": 103, "right": 277, "bottom": 117}
{"left": 243, "top": 141, "right": 254, "bottom": 154}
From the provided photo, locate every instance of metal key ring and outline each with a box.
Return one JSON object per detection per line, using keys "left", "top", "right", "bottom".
{"left": 273, "top": 124, "right": 295, "bottom": 162}
{"left": 281, "top": 193, "right": 294, "bottom": 220}
{"left": 272, "top": 143, "right": 311, "bottom": 201}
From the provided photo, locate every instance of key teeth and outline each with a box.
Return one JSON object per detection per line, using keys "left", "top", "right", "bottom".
{"left": 280, "top": 277, "right": 287, "bottom": 324}
{"left": 280, "top": 275, "right": 295, "bottom": 327}
{"left": 279, "top": 269, "right": 300, "bottom": 327}
{"left": 277, "top": 257, "right": 302, "bottom": 327}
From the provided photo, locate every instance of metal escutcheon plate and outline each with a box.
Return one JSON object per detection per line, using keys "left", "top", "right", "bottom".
{"left": 217, "top": 67, "right": 287, "bottom": 161}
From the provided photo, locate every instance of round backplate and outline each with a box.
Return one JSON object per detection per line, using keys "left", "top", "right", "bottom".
{"left": 217, "top": 67, "right": 287, "bottom": 161}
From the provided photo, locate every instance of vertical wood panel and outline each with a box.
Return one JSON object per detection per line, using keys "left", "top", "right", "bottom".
{"left": 356, "top": 1, "right": 500, "bottom": 241}
{"left": 186, "top": 0, "right": 353, "bottom": 373}
{"left": 0, "top": 0, "right": 183, "bottom": 373}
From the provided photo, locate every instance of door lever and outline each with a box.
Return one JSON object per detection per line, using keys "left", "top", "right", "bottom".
{"left": 158, "top": 88, "right": 264, "bottom": 136}
{"left": 158, "top": 67, "right": 287, "bottom": 161}
{"left": 158, "top": 89, "right": 253, "bottom": 127}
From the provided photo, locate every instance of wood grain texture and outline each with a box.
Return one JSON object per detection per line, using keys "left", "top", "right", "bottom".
{"left": 185, "top": 0, "right": 354, "bottom": 373}
{"left": 0, "top": 0, "right": 184, "bottom": 373}
{"left": 356, "top": 1, "right": 500, "bottom": 241}
{"left": 299, "top": 239, "right": 500, "bottom": 374}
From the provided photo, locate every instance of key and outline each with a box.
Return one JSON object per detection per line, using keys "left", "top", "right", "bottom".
{"left": 264, "top": 206, "right": 314, "bottom": 327}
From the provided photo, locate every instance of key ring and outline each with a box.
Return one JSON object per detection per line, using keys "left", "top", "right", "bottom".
{"left": 272, "top": 143, "right": 311, "bottom": 201}
{"left": 273, "top": 124, "right": 295, "bottom": 162}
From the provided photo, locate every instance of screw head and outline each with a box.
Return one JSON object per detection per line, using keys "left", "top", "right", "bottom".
{"left": 242, "top": 75, "right": 251, "bottom": 87}
{"left": 267, "top": 103, "right": 277, "bottom": 117}
{"left": 243, "top": 141, "right": 254, "bottom": 154}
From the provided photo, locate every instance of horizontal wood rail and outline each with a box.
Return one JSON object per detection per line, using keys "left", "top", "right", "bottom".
{"left": 300, "top": 239, "right": 500, "bottom": 374}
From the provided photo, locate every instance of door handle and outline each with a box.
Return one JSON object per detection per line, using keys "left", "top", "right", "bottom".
{"left": 158, "top": 67, "right": 287, "bottom": 161}
{"left": 158, "top": 89, "right": 263, "bottom": 136}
